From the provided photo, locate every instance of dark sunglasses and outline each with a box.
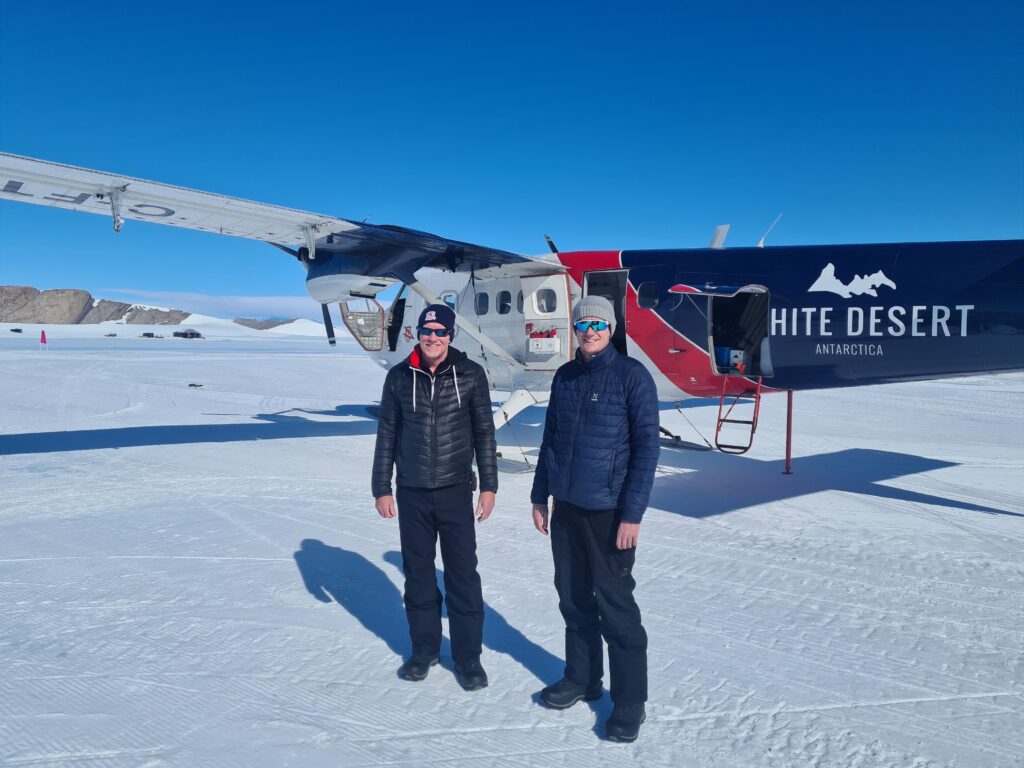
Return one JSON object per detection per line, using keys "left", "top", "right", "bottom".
{"left": 573, "top": 320, "right": 610, "bottom": 332}
{"left": 418, "top": 326, "right": 452, "bottom": 337}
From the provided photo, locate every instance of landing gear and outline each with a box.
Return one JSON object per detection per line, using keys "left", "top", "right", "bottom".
{"left": 658, "top": 402, "right": 714, "bottom": 451}
{"left": 493, "top": 389, "right": 550, "bottom": 473}
{"left": 659, "top": 425, "right": 713, "bottom": 451}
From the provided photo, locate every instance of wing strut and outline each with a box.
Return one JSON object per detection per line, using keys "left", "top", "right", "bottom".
{"left": 404, "top": 281, "right": 522, "bottom": 368}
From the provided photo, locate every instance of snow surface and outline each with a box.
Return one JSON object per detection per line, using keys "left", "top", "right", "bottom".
{"left": 264, "top": 318, "right": 329, "bottom": 337}
{"left": 1, "top": 326, "right": 1022, "bottom": 767}
{"left": 6, "top": 316, "right": 326, "bottom": 341}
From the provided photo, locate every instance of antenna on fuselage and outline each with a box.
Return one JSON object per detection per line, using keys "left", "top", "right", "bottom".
{"left": 544, "top": 234, "right": 559, "bottom": 254}
{"left": 756, "top": 213, "right": 783, "bottom": 248}
{"left": 709, "top": 224, "right": 730, "bottom": 249}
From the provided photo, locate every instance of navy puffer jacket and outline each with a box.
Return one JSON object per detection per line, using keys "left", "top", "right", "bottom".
{"left": 531, "top": 344, "right": 660, "bottom": 522}
{"left": 372, "top": 346, "right": 497, "bottom": 497}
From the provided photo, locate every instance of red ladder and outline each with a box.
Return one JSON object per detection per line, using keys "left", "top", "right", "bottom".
{"left": 715, "top": 375, "right": 763, "bottom": 454}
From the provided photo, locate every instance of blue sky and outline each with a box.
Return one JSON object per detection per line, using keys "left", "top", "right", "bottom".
{"left": 1, "top": 1, "right": 1022, "bottom": 319}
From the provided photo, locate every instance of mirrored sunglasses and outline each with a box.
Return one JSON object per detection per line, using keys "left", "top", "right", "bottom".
{"left": 418, "top": 326, "right": 452, "bottom": 337}
{"left": 573, "top": 320, "right": 610, "bottom": 332}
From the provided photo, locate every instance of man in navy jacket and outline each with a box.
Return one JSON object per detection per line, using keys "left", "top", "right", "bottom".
{"left": 531, "top": 294, "right": 660, "bottom": 743}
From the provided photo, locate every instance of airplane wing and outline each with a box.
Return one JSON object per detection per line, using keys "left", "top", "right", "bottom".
{"left": 0, "top": 152, "right": 359, "bottom": 246}
{"left": 0, "top": 152, "right": 561, "bottom": 276}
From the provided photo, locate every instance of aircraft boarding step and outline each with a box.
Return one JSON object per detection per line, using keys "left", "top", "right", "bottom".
{"left": 715, "top": 374, "right": 763, "bottom": 455}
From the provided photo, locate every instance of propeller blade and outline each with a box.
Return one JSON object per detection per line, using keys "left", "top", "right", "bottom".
{"left": 321, "top": 304, "right": 336, "bottom": 346}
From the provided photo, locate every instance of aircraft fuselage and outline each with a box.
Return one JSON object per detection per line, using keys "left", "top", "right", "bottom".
{"left": 345, "top": 239, "right": 1023, "bottom": 401}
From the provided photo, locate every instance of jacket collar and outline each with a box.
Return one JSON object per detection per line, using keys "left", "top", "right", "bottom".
{"left": 574, "top": 343, "right": 617, "bottom": 372}
{"left": 408, "top": 344, "right": 465, "bottom": 376}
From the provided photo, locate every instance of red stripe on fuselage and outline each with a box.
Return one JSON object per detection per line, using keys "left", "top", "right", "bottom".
{"left": 556, "top": 251, "right": 770, "bottom": 397}
{"left": 623, "top": 281, "right": 764, "bottom": 397}
{"left": 556, "top": 250, "right": 624, "bottom": 287}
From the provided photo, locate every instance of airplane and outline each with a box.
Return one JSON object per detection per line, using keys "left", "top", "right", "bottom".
{"left": 2, "top": 151, "right": 1022, "bottom": 464}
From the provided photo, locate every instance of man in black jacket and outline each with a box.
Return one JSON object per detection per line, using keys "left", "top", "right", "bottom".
{"left": 372, "top": 303, "right": 498, "bottom": 691}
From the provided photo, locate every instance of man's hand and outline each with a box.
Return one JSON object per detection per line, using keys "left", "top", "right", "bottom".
{"left": 476, "top": 491, "right": 496, "bottom": 522}
{"left": 532, "top": 503, "right": 550, "bottom": 535}
{"left": 616, "top": 521, "right": 640, "bottom": 549}
{"left": 375, "top": 495, "right": 397, "bottom": 519}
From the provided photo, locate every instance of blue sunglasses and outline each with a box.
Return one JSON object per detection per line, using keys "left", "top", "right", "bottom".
{"left": 418, "top": 326, "right": 452, "bottom": 337}
{"left": 573, "top": 320, "right": 610, "bottom": 332}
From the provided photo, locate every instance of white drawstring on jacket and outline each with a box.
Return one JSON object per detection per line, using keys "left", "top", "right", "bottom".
{"left": 408, "top": 362, "right": 462, "bottom": 412}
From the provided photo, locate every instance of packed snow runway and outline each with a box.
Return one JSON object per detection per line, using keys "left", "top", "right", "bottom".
{"left": 2, "top": 324, "right": 1022, "bottom": 767}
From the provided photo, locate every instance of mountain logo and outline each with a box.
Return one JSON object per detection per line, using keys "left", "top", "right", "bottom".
{"left": 808, "top": 263, "right": 897, "bottom": 298}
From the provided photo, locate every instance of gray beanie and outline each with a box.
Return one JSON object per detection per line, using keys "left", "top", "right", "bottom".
{"left": 572, "top": 295, "right": 616, "bottom": 331}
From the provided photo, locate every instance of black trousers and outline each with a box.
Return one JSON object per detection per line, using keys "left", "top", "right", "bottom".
{"left": 551, "top": 499, "right": 648, "bottom": 703}
{"left": 396, "top": 483, "right": 483, "bottom": 665}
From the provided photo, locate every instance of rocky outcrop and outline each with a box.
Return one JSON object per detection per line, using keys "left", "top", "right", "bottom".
{"left": 78, "top": 299, "right": 134, "bottom": 324}
{"left": 1, "top": 286, "right": 93, "bottom": 324}
{"left": 1, "top": 286, "right": 189, "bottom": 325}
{"left": 121, "top": 306, "right": 190, "bottom": 325}
{"left": 1, "top": 285, "right": 295, "bottom": 327}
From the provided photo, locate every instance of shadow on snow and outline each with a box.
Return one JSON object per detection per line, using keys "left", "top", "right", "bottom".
{"left": 0, "top": 405, "right": 378, "bottom": 456}
{"left": 4, "top": 401, "right": 1014, "bottom": 519}
{"left": 650, "top": 447, "right": 1022, "bottom": 519}
{"left": 503, "top": 405, "right": 1019, "bottom": 519}
{"left": 293, "top": 539, "right": 563, "bottom": 686}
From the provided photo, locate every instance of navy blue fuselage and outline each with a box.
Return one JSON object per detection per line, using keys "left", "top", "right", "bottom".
{"left": 614, "top": 239, "right": 1023, "bottom": 391}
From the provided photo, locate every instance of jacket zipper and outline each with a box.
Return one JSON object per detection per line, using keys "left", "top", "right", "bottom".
{"left": 427, "top": 372, "right": 436, "bottom": 484}
{"left": 566, "top": 368, "right": 592, "bottom": 493}
{"left": 412, "top": 358, "right": 452, "bottom": 487}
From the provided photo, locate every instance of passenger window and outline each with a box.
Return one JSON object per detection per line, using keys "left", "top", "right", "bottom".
{"left": 516, "top": 291, "right": 524, "bottom": 313}
{"left": 536, "top": 288, "right": 557, "bottom": 314}
{"left": 475, "top": 292, "right": 489, "bottom": 316}
{"left": 637, "top": 281, "right": 660, "bottom": 309}
{"left": 496, "top": 290, "right": 512, "bottom": 314}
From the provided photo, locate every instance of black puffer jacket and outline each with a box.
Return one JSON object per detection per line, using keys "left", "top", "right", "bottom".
{"left": 372, "top": 345, "right": 498, "bottom": 497}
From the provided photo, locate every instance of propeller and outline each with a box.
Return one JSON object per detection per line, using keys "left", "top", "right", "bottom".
{"left": 321, "top": 304, "right": 336, "bottom": 346}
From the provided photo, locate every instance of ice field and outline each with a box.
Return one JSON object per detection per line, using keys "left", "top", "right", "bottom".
{"left": 2, "top": 321, "right": 1022, "bottom": 767}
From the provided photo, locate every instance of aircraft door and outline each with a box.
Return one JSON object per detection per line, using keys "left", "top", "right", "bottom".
{"left": 708, "top": 288, "right": 773, "bottom": 377}
{"left": 521, "top": 274, "right": 571, "bottom": 370}
{"left": 583, "top": 270, "right": 628, "bottom": 355}
{"left": 385, "top": 285, "right": 409, "bottom": 351}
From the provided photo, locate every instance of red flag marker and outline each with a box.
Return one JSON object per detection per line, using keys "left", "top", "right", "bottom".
{"left": 40, "top": 329, "right": 48, "bottom": 350}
